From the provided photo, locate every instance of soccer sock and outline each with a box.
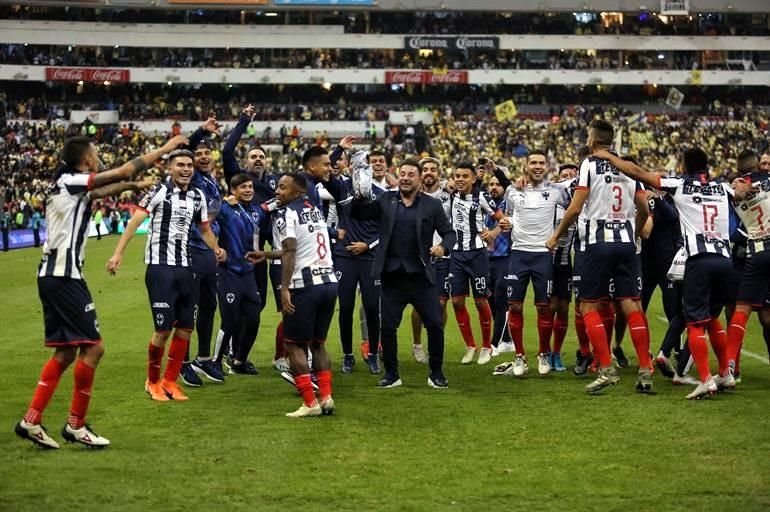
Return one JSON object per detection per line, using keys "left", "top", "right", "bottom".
{"left": 24, "top": 358, "right": 66, "bottom": 425}
{"left": 600, "top": 304, "right": 615, "bottom": 352}
{"left": 583, "top": 310, "right": 611, "bottom": 367}
{"left": 727, "top": 310, "right": 749, "bottom": 371}
{"left": 274, "top": 321, "right": 286, "bottom": 360}
{"left": 294, "top": 374, "right": 317, "bottom": 407}
{"left": 687, "top": 325, "right": 712, "bottom": 383}
{"left": 68, "top": 359, "right": 95, "bottom": 429}
{"left": 574, "top": 311, "right": 591, "bottom": 356}
{"left": 147, "top": 342, "right": 164, "bottom": 383}
{"left": 536, "top": 309, "right": 554, "bottom": 354}
{"left": 507, "top": 309, "right": 525, "bottom": 355}
{"left": 553, "top": 312, "right": 568, "bottom": 354}
{"left": 163, "top": 334, "right": 189, "bottom": 382}
{"left": 626, "top": 311, "right": 652, "bottom": 369}
{"left": 475, "top": 299, "right": 493, "bottom": 349}
{"left": 707, "top": 317, "right": 729, "bottom": 376}
{"left": 453, "top": 304, "right": 477, "bottom": 348}
{"left": 316, "top": 369, "right": 332, "bottom": 401}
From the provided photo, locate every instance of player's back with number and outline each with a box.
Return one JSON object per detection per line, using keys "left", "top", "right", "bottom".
{"left": 278, "top": 198, "right": 336, "bottom": 289}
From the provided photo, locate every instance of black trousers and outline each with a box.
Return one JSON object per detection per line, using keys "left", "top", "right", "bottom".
{"left": 489, "top": 256, "right": 512, "bottom": 345}
{"left": 336, "top": 256, "right": 381, "bottom": 356}
{"left": 380, "top": 271, "right": 444, "bottom": 375}
{"left": 190, "top": 247, "right": 218, "bottom": 359}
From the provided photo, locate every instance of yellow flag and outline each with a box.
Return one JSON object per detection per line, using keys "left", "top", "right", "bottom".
{"left": 690, "top": 69, "right": 702, "bottom": 85}
{"left": 495, "top": 100, "right": 518, "bottom": 122}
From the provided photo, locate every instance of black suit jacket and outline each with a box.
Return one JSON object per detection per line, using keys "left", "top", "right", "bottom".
{"left": 363, "top": 191, "right": 456, "bottom": 284}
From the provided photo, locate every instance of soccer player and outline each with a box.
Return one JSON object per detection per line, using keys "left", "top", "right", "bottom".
{"left": 369, "top": 150, "right": 394, "bottom": 191}
{"left": 272, "top": 173, "right": 337, "bottom": 417}
{"left": 181, "top": 118, "right": 226, "bottom": 387}
{"left": 727, "top": 150, "right": 770, "bottom": 375}
{"left": 485, "top": 175, "right": 513, "bottom": 353}
{"left": 107, "top": 149, "right": 226, "bottom": 402}
{"left": 410, "top": 157, "right": 452, "bottom": 364}
{"left": 15, "top": 134, "right": 185, "bottom": 449}
{"left": 449, "top": 163, "right": 507, "bottom": 365}
{"left": 547, "top": 121, "right": 653, "bottom": 394}
{"left": 593, "top": 148, "right": 733, "bottom": 399}
{"left": 550, "top": 163, "right": 579, "bottom": 371}
{"left": 497, "top": 152, "right": 571, "bottom": 376}
{"left": 216, "top": 173, "right": 266, "bottom": 375}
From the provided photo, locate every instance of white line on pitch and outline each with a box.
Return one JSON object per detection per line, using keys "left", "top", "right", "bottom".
{"left": 655, "top": 316, "right": 768, "bottom": 365}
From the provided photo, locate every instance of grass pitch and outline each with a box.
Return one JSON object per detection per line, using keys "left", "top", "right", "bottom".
{"left": 1, "top": 239, "right": 769, "bottom": 512}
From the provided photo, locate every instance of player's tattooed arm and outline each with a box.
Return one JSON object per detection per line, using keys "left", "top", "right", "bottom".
{"left": 90, "top": 178, "right": 156, "bottom": 199}
{"left": 92, "top": 135, "right": 188, "bottom": 188}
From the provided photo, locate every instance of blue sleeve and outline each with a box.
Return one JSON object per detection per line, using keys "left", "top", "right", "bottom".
{"left": 654, "top": 196, "right": 678, "bottom": 223}
{"left": 187, "top": 127, "right": 207, "bottom": 151}
{"left": 322, "top": 175, "right": 350, "bottom": 203}
{"left": 729, "top": 204, "right": 748, "bottom": 245}
{"left": 223, "top": 115, "right": 249, "bottom": 184}
{"left": 329, "top": 146, "right": 345, "bottom": 169}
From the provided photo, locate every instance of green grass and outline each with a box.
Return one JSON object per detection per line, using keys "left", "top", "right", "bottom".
{"left": 1, "top": 238, "right": 769, "bottom": 512}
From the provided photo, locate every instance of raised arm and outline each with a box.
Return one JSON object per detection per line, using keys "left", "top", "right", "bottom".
{"left": 92, "top": 135, "right": 187, "bottom": 189}
{"left": 90, "top": 178, "right": 156, "bottom": 200}
{"left": 223, "top": 106, "right": 254, "bottom": 182}
{"left": 593, "top": 150, "right": 660, "bottom": 190}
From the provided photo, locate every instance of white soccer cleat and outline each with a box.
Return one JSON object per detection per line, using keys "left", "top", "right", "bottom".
{"left": 412, "top": 344, "right": 428, "bottom": 364}
{"left": 491, "top": 345, "right": 500, "bottom": 358}
{"left": 461, "top": 347, "right": 478, "bottom": 365}
{"left": 497, "top": 341, "right": 515, "bottom": 354}
{"left": 272, "top": 357, "right": 291, "bottom": 372}
{"left": 286, "top": 401, "right": 323, "bottom": 418}
{"left": 686, "top": 377, "right": 718, "bottom": 400}
{"left": 15, "top": 420, "right": 60, "bottom": 449}
{"left": 513, "top": 355, "right": 529, "bottom": 377}
{"left": 713, "top": 373, "right": 736, "bottom": 391}
{"left": 477, "top": 347, "right": 492, "bottom": 365}
{"left": 672, "top": 373, "right": 700, "bottom": 386}
{"left": 492, "top": 361, "right": 515, "bottom": 376}
{"left": 62, "top": 423, "right": 111, "bottom": 448}
{"left": 537, "top": 353, "right": 552, "bottom": 376}
{"left": 320, "top": 396, "right": 335, "bottom": 416}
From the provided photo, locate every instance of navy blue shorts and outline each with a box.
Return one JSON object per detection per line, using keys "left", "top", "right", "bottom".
{"left": 506, "top": 250, "right": 553, "bottom": 305}
{"left": 38, "top": 277, "right": 101, "bottom": 347}
{"left": 552, "top": 263, "right": 573, "bottom": 302}
{"left": 283, "top": 283, "right": 338, "bottom": 344}
{"left": 145, "top": 265, "right": 197, "bottom": 332}
{"left": 268, "top": 261, "right": 283, "bottom": 312}
{"left": 218, "top": 268, "right": 262, "bottom": 328}
{"left": 449, "top": 249, "right": 490, "bottom": 298}
{"left": 736, "top": 250, "right": 770, "bottom": 310}
{"left": 573, "top": 243, "right": 641, "bottom": 302}
{"left": 682, "top": 254, "right": 732, "bottom": 324}
{"left": 190, "top": 247, "right": 218, "bottom": 305}
{"left": 432, "top": 257, "right": 450, "bottom": 300}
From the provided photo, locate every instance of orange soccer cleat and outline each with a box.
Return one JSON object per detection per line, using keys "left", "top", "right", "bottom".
{"left": 160, "top": 379, "right": 189, "bottom": 401}
{"left": 145, "top": 379, "right": 170, "bottom": 401}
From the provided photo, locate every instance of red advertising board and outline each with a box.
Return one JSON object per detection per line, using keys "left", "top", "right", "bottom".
{"left": 45, "top": 67, "right": 131, "bottom": 83}
{"left": 385, "top": 70, "right": 468, "bottom": 85}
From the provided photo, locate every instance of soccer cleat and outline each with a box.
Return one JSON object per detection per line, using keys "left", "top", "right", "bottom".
{"left": 191, "top": 358, "right": 225, "bottom": 383}
{"left": 360, "top": 340, "right": 370, "bottom": 361}
{"left": 574, "top": 350, "right": 593, "bottom": 376}
{"left": 377, "top": 373, "right": 402, "bottom": 388}
{"left": 341, "top": 354, "right": 355, "bottom": 374}
{"left": 161, "top": 379, "right": 189, "bottom": 401}
{"left": 286, "top": 401, "right": 322, "bottom": 418}
{"left": 491, "top": 345, "right": 500, "bottom": 358}
{"left": 585, "top": 367, "right": 620, "bottom": 394}
{"left": 492, "top": 361, "right": 515, "bottom": 376}
{"left": 15, "top": 420, "right": 60, "bottom": 449}
{"left": 537, "top": 353, "right": 552, "bottom": 376}
{"left": 320, "top": 396, "right": 335, "bottom": 416}
{"left": 654, "top": 356, "right": 676, "bottom": 379}
{"left": 229, "top": 361, "right": 258, "bottom": 375}
{"left": 366, "top": 353, "right": 381, "bottom": 374}
{"left": 62, "top": 423, "right": 110, "bottom": 448}
{"left": 428, "top": 372, "right": 449, "bottom": 389}
{"left": 145, "top": 379, "right": 170, "bottom": 401}
{"left": 612, "top": 346, "right": 629, "bottom": 368}
{"left": 635, "top": 368, "right": 654, "bottom": 394}
{"left": 551, "top": 352, "right": 567, "bottom": 372}
{"left": 412, "top": 344, "right": 428, "bottom": 364}
{"left": 734, "top": 371, "right": 742, "bottom": 384}
{"left": 461, "top": 347, "right": 478, "bottom": 365}
{"left": 180, "top": 362, "right": 203, "bottom": 387}
{"left": 497, "top": 341, "right": 515, "bottom": 354}
{"left": 714, "top": 373, "right": 736, "bottom": 391}
{"left": 272, "top": 357, "right": 291, "bottom": 373}
{"left": 513, "top": 355, "right": 529, "bottom": 377}
{"left": 672, "top": 373, "right": 700, "bottom": 386}
{"left": 686, "top": 377, "right": 718, "bottom": 400}
{"left": 477, "top": 347, "right": 492, "bottom": 365}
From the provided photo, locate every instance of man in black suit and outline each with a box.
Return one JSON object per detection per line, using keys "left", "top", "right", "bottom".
{"left": 358, "top": 158, "right": 456, "bottom": 389}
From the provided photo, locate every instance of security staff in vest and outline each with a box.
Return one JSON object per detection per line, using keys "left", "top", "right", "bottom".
{"left": 354, "top": 158, "right": 456, "bottom": 389}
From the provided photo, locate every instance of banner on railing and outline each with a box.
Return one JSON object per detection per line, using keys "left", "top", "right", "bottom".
{"left": 384, "top": 70, "right": 468, "bottom": 85}
{"left": 45, "top": 67, "right": 131, "bottom": 83}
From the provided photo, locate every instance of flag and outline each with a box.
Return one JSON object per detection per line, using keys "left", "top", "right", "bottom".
{"left": 666, "top": 87, "right": 685, "bottom": 110}
{"left": 495, "top": 100, "right": 518, "bottom": 122}
{"left": 690, "top": 69, "right": 702, "bottom": 85}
